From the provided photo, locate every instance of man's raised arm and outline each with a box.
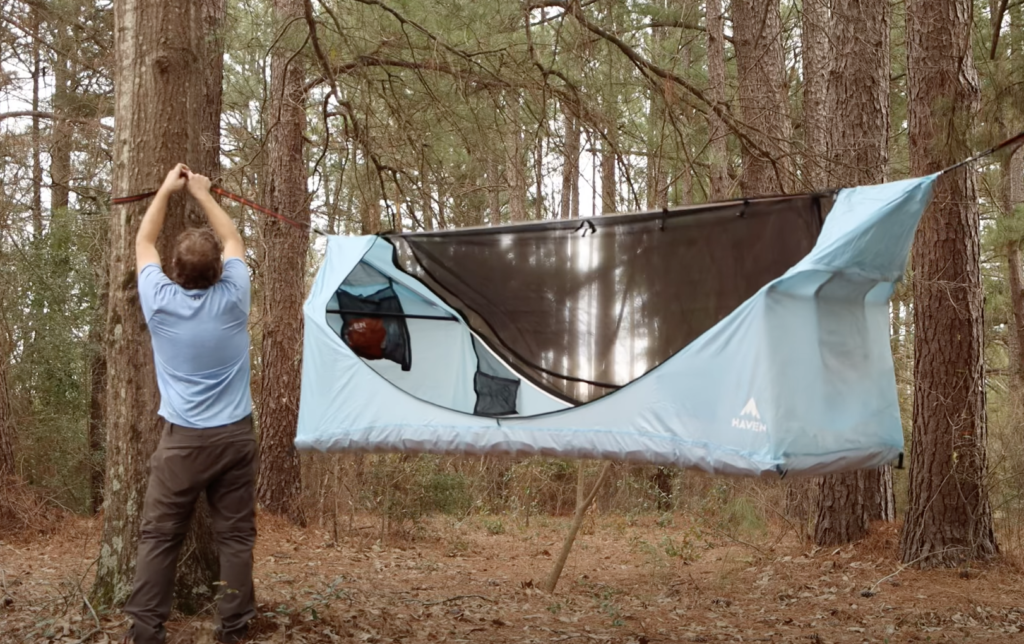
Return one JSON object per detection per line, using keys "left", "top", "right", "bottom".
{"left": 136, "top": 163, "right": 188, "bottom": 274}
{"left": 186, "top": 171, "right": 245, "bottom": 260}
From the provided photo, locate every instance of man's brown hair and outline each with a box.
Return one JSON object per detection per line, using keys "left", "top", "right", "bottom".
{"left": 171, "top": 228, "right": 223, "bottom": 290}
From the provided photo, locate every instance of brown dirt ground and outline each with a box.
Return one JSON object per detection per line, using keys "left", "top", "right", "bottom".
{"left": 1, "top": 511, "right": 1023, "bottom": 643}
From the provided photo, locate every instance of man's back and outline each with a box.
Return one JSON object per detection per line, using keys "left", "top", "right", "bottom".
{"left": 139, "top": 256, "right": 252, "bottom": 428}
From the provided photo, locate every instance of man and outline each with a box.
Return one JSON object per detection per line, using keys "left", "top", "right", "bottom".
{"left": 123, "top": 164, "right": 257, "bottom": 644}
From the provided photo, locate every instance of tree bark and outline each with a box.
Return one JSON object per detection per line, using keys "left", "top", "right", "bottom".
{"left": 88, "top": 323, "right": 107, "bottom": 515}
{"left": 646, "top": 16, "right": 669, "bottom": 210}
{"left": 0, "top": 328, "right": 14, "bottom": 479}
{"left": 508, "top": 106, "right": 528, "bottom": 223}
{"left": 801, "top": 0, "right": 829, "bottom": 189}
{"left": 560, "top": 102, "right": 580, "bottom": 220}
{"left": 51, "top": 36, "right": 73, "bottom": 215}
{"left": 900, "top": 0, "right": 997, "bottom": 567}
{"left": 731, "top": 0, "right": 793, "bottom": 196}
{"left": 1002, "top": 150, "right": 1024, "bottom": 376}
{"left": 815, "top": 0, "right": 895, "bottom": 547}
{"left": 93, "top": 0, "right": 221, "bottom": 609}
{"left": 534, "top": 110, "right": 545, "bottom": 221}
{"left": 601, "top": 136, "right": 616, "bottom": 214}
{"left": 705, "top": 0, "right": 729, "bottom": 200}
{"left": 30, "top": 5, "right": 43, "bottom": 239}
{"left": 256, "top": 0, "right": 308, "bottom": 526}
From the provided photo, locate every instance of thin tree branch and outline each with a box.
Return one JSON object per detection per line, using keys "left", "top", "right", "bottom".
{"left": 990, "top": 0, "right": 1010, "bottom": 60}
{"left": 0, "top": 110, "right": 112, "bottom": 131}
{"left": 529, "top": 0, "right": 791, "bottom": 189}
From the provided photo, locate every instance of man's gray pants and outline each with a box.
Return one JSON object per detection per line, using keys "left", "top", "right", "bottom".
{"left": 123, "top": 416, "right": 258, "bottom": 644}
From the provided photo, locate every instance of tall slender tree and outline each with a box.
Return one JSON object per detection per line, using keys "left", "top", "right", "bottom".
{"left": 0, "top": 320, "right": 13, "bottom": 480}
{"left": 801, "top": 0, "right": 829, "bottom": 189}
{"left": 94, "top": 0, "right": 221, "bottom": 607}
{"left": 507, "top": 101, "right": 529, "bottom": 223}
{"left": 256, "top": 0, "right": 308, "bottom": 525}
{"left": 705, "top": 0, "right": 730, "bottom": 200}
{"left": 995, "top": 5, "right": 1024, "bottom": 376}
{"left": 900, "top": 0, "right": 997, "bottom": 566}
{"left": 1003, "top": 149, "right": 1024, "bottom": 375}
{"left": 560, "top": 101, "right": 580, "bottom": 220}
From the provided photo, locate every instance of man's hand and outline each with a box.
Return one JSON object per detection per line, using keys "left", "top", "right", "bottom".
{"left": 185, "top": 170, "right": 212, "bottom": 198}
{"left": 186, "top": 169, "right": 244, "bottom": 260}
{"left": 137, "top": 163, "right": 187, "bottom": 273}
{"left": 159, "top": 163, "right": 189, "bottom": 195}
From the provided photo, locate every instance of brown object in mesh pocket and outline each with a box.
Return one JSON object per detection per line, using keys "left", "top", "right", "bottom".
{"left": 345, "top": 317, "right": 387, "bottom": 359}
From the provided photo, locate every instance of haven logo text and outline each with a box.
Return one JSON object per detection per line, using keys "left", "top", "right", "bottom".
{"left": 731, "top": 398, "right": 767, "bottom": 433}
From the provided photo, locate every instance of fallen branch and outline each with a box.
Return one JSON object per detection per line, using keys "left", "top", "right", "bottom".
{"left": 408, "top": 594, "right": 494, "bottom": 606}
{"left": 544, "top": 461, "right": 613, "bottom": 593}
{"left": 69, "top": 628, "right": 102, "bottom": 644}
{"left": 82, "top": 593, "right": 101, "bottom": 630}
{"left": 868, "top": 546, "right": 968, "bottom": 592}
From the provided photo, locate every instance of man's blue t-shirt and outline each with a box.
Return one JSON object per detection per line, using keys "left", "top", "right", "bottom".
{"left": 138, "top": 257, "right": 253, "bottom": 428}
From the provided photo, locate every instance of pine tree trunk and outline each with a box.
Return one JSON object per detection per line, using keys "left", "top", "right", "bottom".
{"left": 560, "top": 102, "right": 580, "bottom": 220}
{"left": 256, "top": 0, "right": 307, "bottom": 526}
{"left": 488, "top": 152, "right": 502, "bottom": 224}
{"left": 0, "top": 330, "right": 14, "bottom": 479}
{"left": 88, "top": 325, "right": 107, "bottom": 515}
{"left": 601, "top": 137, "right": 616, "bottom": 214}
{"left": 534, "top": 115, "right": 545, "bottom": 221}
{"left": 785, "top": 479, "right": 816, "bottom": 542}
{"left": 30, "top": 6, "right": 43, "bottom": 239}
{"left": 1007, "top": 0, "right": 1024, "bottom": 377}
{"left": 731, "top": 0, "right": 793, "bottom": 196}
{"left": 646, "top": 89, "right": 669, "bottom": 210}
{"left": 705, "top": 0, "right": 729, "bottom": 200}
{"left": 508, "top": 109, "right": 528, "bottom": 223}
{"left": 900, "top": 0, "right": 997, "bottom": 567}
{"left": 169, "top": 0, "right": 228, "bottom": 609}
{"left": 646, "top": 13, "right": 669, "bottom": 210}
{"left": 93, "top": 0, "right": 221, "bottom": 609}
{"left": 801, "top": 0, "right": 829, "bottom": 189}
{"left": 1002, "top": 150, "right": 1024, "bottom": 376}
{"left": 51, "top": 54, "right": 73, "bottom": 214}
{"left": 815, "top": 0, "right": 895, "bottom": 547}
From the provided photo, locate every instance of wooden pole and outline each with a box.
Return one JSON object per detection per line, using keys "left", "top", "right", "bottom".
{"left": 543, "top": 461, "right": 613, "bottom": 593}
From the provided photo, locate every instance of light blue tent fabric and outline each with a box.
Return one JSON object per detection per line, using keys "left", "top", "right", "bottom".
{"left": 295, "top": 175, "right": 937, "bottom": 477}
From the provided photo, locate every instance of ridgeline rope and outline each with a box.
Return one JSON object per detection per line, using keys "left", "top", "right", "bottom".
{"left": 111, "top": 131, "right": 1024, "bottom": 233}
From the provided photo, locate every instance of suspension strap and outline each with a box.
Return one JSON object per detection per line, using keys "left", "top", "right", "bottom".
{"left": 939, "top": 130, "right": 1024, "bottom": 175}
{"left": 111, "top": 186, "right": 324, "bottom": 235}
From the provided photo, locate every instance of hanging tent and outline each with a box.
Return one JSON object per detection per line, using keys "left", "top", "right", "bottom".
{"left": 295, "top": 175, "right": 937, "bottom": 477}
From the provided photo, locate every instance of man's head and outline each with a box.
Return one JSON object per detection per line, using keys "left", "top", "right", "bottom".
{"left": 171, "top": 228, "right": 223, "bottom": 290}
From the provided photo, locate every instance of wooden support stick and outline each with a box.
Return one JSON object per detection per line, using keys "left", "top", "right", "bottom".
{"left": 543, "top": 461, "right": 613, "bottom": 593}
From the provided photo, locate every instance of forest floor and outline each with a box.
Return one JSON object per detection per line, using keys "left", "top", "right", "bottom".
{"left": 1, "top": 510, "right": 1023, "bottom": 643}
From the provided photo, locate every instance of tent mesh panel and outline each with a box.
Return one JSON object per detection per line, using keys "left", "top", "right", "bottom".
{"left": 388, "top": 196, "right": 827, "bottom": 404}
